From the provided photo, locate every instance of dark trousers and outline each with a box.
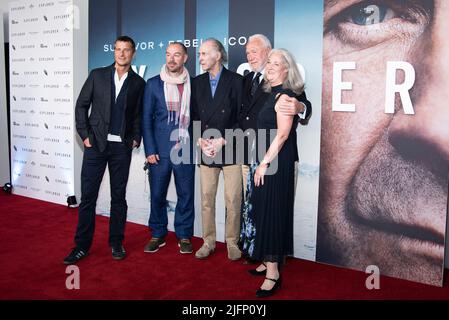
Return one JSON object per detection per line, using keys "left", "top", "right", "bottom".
{"left": 148, "top": 157, "right": 195, "bottom": 239}
{"left": 74, "top": 142, "right": 132, "bottom": 251}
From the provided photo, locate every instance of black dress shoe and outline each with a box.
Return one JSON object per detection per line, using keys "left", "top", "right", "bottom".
{"left": 256, "top": 276, "right": 282, "bottom": 298}
{"left": 112, "top": 245, "right": 126, "bottom": 260}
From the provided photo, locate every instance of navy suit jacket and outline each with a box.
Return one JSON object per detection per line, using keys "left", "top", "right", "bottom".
{"left": 142, "top": 75, "right": 193, "bottom": 159}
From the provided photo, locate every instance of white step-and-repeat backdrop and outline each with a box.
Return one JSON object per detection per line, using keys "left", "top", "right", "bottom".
{"left": 9, "top": 0, "right": 75, "bottom": 205}
{"left": 0, "top": 9, "right": 10, "bottom": 186}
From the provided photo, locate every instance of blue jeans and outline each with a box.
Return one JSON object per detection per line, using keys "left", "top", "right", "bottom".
{"left": 148, "top": 157, "right": 195, "bottom": 239}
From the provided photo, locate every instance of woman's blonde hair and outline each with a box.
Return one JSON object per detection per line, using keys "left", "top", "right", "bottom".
{"left": 263, "top": 48, "right": 304, "bottom": 95}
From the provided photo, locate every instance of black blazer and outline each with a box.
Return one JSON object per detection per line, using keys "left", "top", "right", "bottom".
{"left": 75, "top": 63, "right": 146, "bottom": 152}
{"left": 238, "top": 71, "right": 313, "bottom": 164}
{"left": 238, "top": 71, "right": 312, "bottom": 131}
{"left": 191, "top": 67, "right": 243, "bottom": 166}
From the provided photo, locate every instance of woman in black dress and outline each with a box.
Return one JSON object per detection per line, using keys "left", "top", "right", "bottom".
{"left": 241, "top": 48, "right": 305, "bottom": 297}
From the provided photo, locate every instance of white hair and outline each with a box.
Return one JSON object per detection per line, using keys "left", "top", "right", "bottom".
{"left": 247, "top": 34, "right": 272, "bottom": 50}
{"left": 263, "top": 48, "right": 304, "bottom": 95}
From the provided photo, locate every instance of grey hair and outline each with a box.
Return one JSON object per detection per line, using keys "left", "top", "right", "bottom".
{"left": 263, "top": 48, "right": 304, "bottom": 95}
{"left": 204, "top": 38, "right": 228, "bottom": 64}
{"left": 248, "top": 34, "right": 272, "bottom": 50}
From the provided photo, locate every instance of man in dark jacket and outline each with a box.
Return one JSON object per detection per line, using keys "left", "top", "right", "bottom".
{"left": 64, "top": 36, "right": 145, "bottom": 264}
{"left": 191, "top": 38, "right": 243, "bottom": 261}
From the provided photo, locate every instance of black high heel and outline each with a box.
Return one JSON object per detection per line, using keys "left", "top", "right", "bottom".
{"left": 256, "top": 276, "right": 282, "bottom": 298}
{"left": 248, "top": 262, "right": 267, "bottom": 276}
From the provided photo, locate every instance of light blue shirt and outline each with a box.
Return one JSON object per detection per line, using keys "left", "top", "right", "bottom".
{"left": 209, "top": 66, "right": 223, "bottom": 97}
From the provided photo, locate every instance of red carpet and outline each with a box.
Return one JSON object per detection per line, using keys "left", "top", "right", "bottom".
{"left": 0, "top": 192, "right": 448, "bottom": 300}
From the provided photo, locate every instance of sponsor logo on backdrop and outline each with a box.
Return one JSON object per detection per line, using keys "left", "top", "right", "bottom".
{"left": 44, "top": 84, "right": 59, "bottom": 88}
{"left": 12, "top": 84, "right": 25, "bottom": 88}
{"left": 13, "top": 159, "right": 27, "bottom": 165}
{"left": 55, "top": 152, "right": 71, "bottom": 158}
{"left": 13, "top": 121, "right": 20, "bottom": 126}
{"left": 54, "top": 42, "right": 71, "bottom": 48}
{"left": 22, "top": 147, "right": 37, "bottom": 153}
{"left": 41, "top": 150, "right": 49, "bottom": 155}
{"left": 41, "top": 163, "right": 56, "bottom": 169}
{"left": 39, "top": 2, "right": 55, "bottom": 8}
{"left": 54, "top": 14, "right": 70, "bottom": 20}
{"left": 40, "top": 43, "right": 48, "bottom": 48}
{"left": 24, "top": 18, "right": 38, "bottom": 23}
{"left": 30, "top": 187, "right": 41, "bottom": 192}
{"left": 15, "top": 185, "right": 28, "bottom": 190}
{"left": 25, "top": 122, "right": 39, "bottom": 128}
{"left": 54, "top": 70, "right": 71, "bottom": 75}
{"left": 40, "top": 111, "right": 55, "bottom": 116}
{"left": 44, "top": 138, "right": 60, "bottom": 143}
{"left": 54, "top": 98, "right": 71, "bottom": 103}
{"left": 29, "top": 136, "right": 40, "bottom": 141}
{"left": 45, "top": 191, "right": 61, "bottom": 197}
{"left": 11, "top": 5, "right": 25, "bottom": 11}
{"left": 11, "top": 20, "right": 19, "bottom": 24}
{"left": 55, "top": 179, "right": 70, "bottom": 185}
{"left": 29, "top": 84, "right": 40, "bottom": 88}
{"left": 54, "top": 125, "right": 71, "bottom": 131}
{"left": 43, "top": 29, "right": 58, "bottom": 34}
{"left": 13, "top": 134, "right": 27, "bottom": 139}
{"left": 12, "top": 109, "right": 26, "bottom": 114}
{"left": 26, "top": 174, "right": 40, "bottom": 180}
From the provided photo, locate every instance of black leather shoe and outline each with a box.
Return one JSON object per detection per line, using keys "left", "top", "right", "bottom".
{"left": 256, "top": 276, "right": 282, "bottom": 298}
{"left": 112, "top": 245, "right": 126, "bottom": 260}
{"left": 248, "top": 262, "right": 267, "bottom": 276}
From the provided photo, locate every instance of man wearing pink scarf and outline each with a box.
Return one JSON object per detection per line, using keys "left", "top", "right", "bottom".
{"left": 142, "top": 42, "right": 195, "bottom": 254}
